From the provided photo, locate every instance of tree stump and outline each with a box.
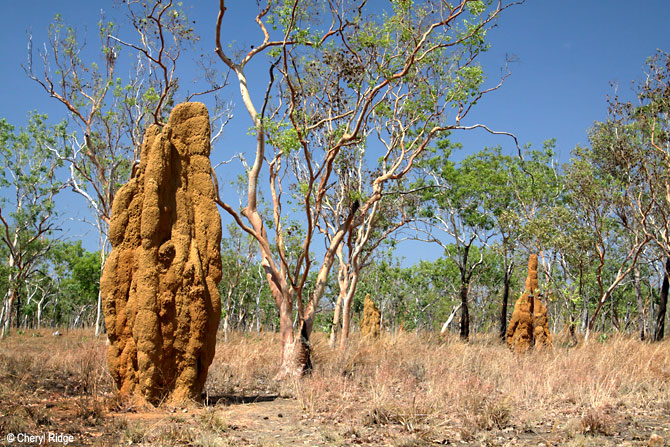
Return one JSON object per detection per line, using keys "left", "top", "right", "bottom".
{"left": 101, "top": 102, "right": 222, "bottom": 405}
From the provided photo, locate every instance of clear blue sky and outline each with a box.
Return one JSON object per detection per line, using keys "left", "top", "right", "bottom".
{"left": 1, "top": 1, "right": 669, "bottom": 263}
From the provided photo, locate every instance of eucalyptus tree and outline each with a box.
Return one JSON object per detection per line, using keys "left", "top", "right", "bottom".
{"left": 219, "top": 224, "right": 268, "bottom": 337}
{"left": 320, "top": 144, "right": 416, "bottom": 350}
{"left": 0, "top": 114, "right": 66, "bottom": 336}
{"left": 546, "top": 201, "right": 597, "bottom": 338}
{"left": 563, "top": 144, "right": 650, "bottom": 339}
{"left": 458, "top": 146, "right": 518, "bottom": 340}
{"left": 214, "top": 0, "right": 522, "bottom": 373}
{"left": 599, "top": 51, "right": 670, "bottom": 341}
{"left": 44, "top": 240, "right": 101, "bottom": 329}
{"left": 26, "top": 1, "right": 209, "bottom": 335}
{"left": 413, "top": 143, "right": 506, "bottom": 340}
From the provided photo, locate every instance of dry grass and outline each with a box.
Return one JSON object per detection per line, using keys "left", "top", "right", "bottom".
{"left": 206, "top": 330, "right": 670, "bottom": 444}
{"left": 1, "top": 328, "right": 668, "bottom": 446}
{"left": 0, "top": 329, "right": 117, "bottom": 445}
{"left": 0, "top": 328, "right": 112, "bottom": 395}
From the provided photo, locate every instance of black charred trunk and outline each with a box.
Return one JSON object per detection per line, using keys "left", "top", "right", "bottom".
{"left": 653, "top": 257, "right": 669, "bottom": 342}
{"left": 460, "top": 283, "right": 469, "bottom": 340}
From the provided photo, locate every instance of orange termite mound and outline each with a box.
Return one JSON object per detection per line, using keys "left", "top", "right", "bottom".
{"left": 100, "top": 102, "right": 222, "bottom": 405}
{"left": 506, "top": 254, "right": 552, "bottom": 353}
{"left": 360, "top": 293, "right": 381, "bottom": 338}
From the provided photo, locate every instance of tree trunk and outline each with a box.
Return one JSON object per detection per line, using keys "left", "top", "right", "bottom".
{"left": 329, "top": 270, "right": 346, "bottom": 349}
{"left": 338, "top": 272, "right": 360, "bottom": 351}
{"left": 328, "top": 293, "right": 343, "bottom": 349}
{"left": 610, "top": 297, "right": 620, "bottom": 332}
{"left": 634, "top": 265, "right": 645, "bottom": 341}
{"left": 0, "top": 302, "right": 5, "bottom": 335}
{"left": 499, "top": 262, "right": 512, "bottom": 341}
{"left": 459, "top": 244, "right": 472, "bottom": 341}
{"left": 276, "top": 296, "right": 313, "bottom": 378}
{"left": 459, "top": 283, "right": 469, "bottom": 340}
{"left": 278, "top": 246, "right": 345, "bottom": 376}
{"left": 653, "top": 257, "right": 669, "bottom": 342}
{"left": 1, "top": 289, "right": 16, "bottom": 338}
{"left": 222, "top": 314, "right": 230, "bottom": 339}
{"left": 51, "top": 296, "right": 59, "bottom": 328}
{"left": 222, "top": 286, "right": 233, "bottom": 340}
{"left": 440, "top": 302, "right": 462, "bottom": 335}
{"left": 339, "top": 294, "right": 353, "bottom": 351}
{"left": 94, "top": 247, "right": 108, "bottom": 337}
{"left": 582, "top": 290, "right": 590, "bottom": 335}
{"left": 15, "top": 290, "right": 21, "bottom": 330}
{"left": 37, "top": 300, "right": 43, "bottom": 329}
{"left": 255, "top": 279, "right": 262, "bottom": 333}
{"left": 1, "top": 233, "right": 18, "bottom": 337}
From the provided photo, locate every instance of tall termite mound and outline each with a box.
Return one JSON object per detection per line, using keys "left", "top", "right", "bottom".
{"left": 506, "top": 254, "right": 552, "bottom": 353}
{"left": 360, "top": 293, "right": 381, "bottom": 338}
{"left": 101, "top": 102, "right": 222, "bottom": 405}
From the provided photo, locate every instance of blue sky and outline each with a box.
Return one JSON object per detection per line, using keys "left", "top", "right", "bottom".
{"left": 1, "top": 0, "right": 669, "bottom": 263}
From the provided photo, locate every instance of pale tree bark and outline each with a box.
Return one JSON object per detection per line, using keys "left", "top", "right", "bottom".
{"left": 585, "top": 233, "right": 650, "bottom": 340}
{"left": 441, "top": 303, "right": 462, "bottom": 335}
{"left": 328, "top": 246, "right": 346, "bottom": 348}
{"left": 634, "top": 265, "right": 646, "bottom": 340}
{"left": 94, "top": 219, "right": 109, "bottom": 336}
{"left": 325, "top": 187, "right": 412, "bottom": 351}
{"left": 1, "top": 290, "right": 16, "bottom": 338}
{"left": 0, "top": 300, "right": 5, "bottom": 335}
{"left": 0, "top": 164, "right": 61, "bottom": 338}
{"left": 21, "top": 281, "right": 46, "bottom": 330}
{"left": 1, "top": 234, "right": 17, "bottom": 338}
{"left": 338, "top": 273, "right": 359, "bottom": 351}
{"left": 215, "top": 0, "right": 519, "bottom": 374}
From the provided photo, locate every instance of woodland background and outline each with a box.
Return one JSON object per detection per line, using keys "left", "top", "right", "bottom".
{"left": 0, "top": 0, "right": 668, "bottom": 348}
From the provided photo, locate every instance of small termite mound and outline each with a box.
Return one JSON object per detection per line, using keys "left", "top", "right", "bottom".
{"left": 360, "top": 293, "right": 381, "bottom": 338}
{"left": 506, "top": 254, "right": 552, "bottom": 353}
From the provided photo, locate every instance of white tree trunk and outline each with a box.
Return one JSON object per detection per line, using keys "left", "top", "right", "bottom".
{"left": 94, "top": 225, "right": 108, "bottom": 337}
{"left": 441, "top": 303, "right": 462, "bottom": 335}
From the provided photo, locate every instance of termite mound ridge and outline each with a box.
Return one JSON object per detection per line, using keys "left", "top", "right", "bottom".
{"left": 361, "top": 293, "right": 381, "bottom": 338}
{"left": 506, "top": 254, "right": 552, "bottom": 353}
{"left": 533, "top": 296, "right": 552, "bottom": 350}
{"left": 101, "top": 102, "right": 222, "bottom": 405}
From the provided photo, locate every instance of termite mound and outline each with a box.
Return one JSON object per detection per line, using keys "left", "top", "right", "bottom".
{"left": 506, "top": 254, "right": 552, "bottom": 353}
{"left": 361, "top": 293, "right": 381, "bottom": 338}
{"left": 101, "top": 102, "right": 222, "bottom": 405}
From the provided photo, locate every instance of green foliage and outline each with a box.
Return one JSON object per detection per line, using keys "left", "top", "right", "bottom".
{"left": 218, "top": 225, "right": 275, "bottom": 331}
{"left": 0, "top": 114, "right": 66, "bottom": 327}
{"left": 51, "top": 241, "right": 101, "bottom": 306}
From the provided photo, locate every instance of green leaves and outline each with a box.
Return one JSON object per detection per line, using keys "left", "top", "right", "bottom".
{"left": 50, "top": 241, "right": 101, "bottom": 306}
{"left": 0, "top": 113, "right": 65, "bottom": 216}
{"left": 467, "top": 0, "right": 487, "bottom": 16}
{"left": 264, "top": 119, "right": 302, "bottom": 155}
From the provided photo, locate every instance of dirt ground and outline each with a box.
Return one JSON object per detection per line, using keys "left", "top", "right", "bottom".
{"left": 0, "top": 329, "right": 668, "bottom": 446}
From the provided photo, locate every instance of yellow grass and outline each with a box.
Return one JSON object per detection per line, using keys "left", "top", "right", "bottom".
{"left": 207, "top": 330, "right": 670, "bottom": 444}
{"left": 1, "top": 328, "right": 668, "bottom": 445}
